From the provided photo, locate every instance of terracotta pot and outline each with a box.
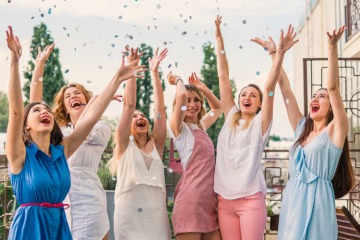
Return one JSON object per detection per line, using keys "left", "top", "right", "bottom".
{"left": 269, "top": 214, "right": 279, "bottom": 231}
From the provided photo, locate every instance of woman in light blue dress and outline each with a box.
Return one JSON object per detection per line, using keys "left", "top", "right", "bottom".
{"left": 252, "top": 26, "right": 355, "bottom": 239}
{"left": 5, "top": 26, "right": 146, "bottom": 240}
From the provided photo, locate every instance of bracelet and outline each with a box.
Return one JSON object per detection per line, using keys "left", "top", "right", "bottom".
{"left": 273, "top": 67, "right": 282, "bottom": 70}
{"left": 175, "top": 78, "right": 183, "bottom": 86}
{"left": 269, "top": 51, "right": 276, "bottom": 55}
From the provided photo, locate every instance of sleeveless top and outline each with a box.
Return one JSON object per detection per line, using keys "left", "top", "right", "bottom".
{"left": 115, "top": 140, "right": 166, "bottom": 200}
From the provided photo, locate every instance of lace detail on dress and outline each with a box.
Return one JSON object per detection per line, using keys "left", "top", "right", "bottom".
{"left": 140, "top": 151, "right": 154, "bottom": 171}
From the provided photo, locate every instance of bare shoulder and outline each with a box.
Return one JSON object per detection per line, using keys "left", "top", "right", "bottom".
{"left": 151, "top": 136, "right": 164, "bottom": 158}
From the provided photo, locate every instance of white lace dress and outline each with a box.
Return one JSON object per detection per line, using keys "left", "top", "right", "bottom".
{"left": 62, "top": 120, "right": 111, "bottom": 240}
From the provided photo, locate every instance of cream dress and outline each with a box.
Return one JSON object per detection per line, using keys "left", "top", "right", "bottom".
{"left": 114, "top": 140, "right": 171, "bottom": 240}
{"left": 62, "top": 121, "right": 111, "bottom": 240}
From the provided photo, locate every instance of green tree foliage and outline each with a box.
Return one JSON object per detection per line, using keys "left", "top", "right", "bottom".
{"left": 200, "top": 42, "right": 237, "bottom": 148}
{"left": 23, "top": 23, "right": 65, "bottom": 105}
{"left": 0, "top": 92, "right": 9, "bottom": 132}
{"left": 267, "top": 134, "right": 281, "bottom": 147}
{"left": 124, "top": 44, "right": 166, "bottom": 128}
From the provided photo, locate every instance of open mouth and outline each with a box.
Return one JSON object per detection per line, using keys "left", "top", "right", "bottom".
{"left": 312, "top": 104, "right": 320, "bottom": 113}
{"left": 71, "top": 101, "right": 82, "bottom": 109}
{"left": 40, "top": 116, "right": 51, "bottom": 125}
{"left": 243, "top": 102, "right": 251, "bottom": 108}
{"left": 136, "top": 120, "right": 146, "bottom": 127}
{"left": 187, "top": 109, "right": 198, "bottom": 114}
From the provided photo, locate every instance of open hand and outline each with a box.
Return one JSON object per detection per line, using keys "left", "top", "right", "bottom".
{"left": 278, "top": 24, "right": 299, "bottom": 52}
{"left": 36, "top": 43, "right": 55, "bottom": 64}
{"left": 6, "top": 26, "right": 22, "bottom": 62}
{"left": 215, "top": 15, "right": 222, "bottom": 39}
{"left": 189, "top": 72, "right": 206, "bottom": 90}
{"left": 149, "top": 47, "right": 168, "bottom": 72}
{"left": 251, "top": 36, "right": 276, "bottom": 53}
{"left": 122, "top": 46, "right": 144, "bottom": 63}
{"left": 167, "top": 71, "right": 182, "bottom": 85}
{"left": 112, "top": 94, "right": 122, "bottom": 102}
{"left": 116, "top": 58, "right": 148, "bottom": 82}
{"left": 327, "top": 26, "right": 346, "bottom": 47}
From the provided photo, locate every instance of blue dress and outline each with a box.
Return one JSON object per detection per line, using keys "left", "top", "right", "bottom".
{"left": 8, "top": 143, "right": 72, "bottom": 240}
{"left": 278, "top": 118, "right": 341, "bottom": 240}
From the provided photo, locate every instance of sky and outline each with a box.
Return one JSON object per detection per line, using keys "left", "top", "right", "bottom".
{"left": 0, "top": 0, "right": 304, "bottom": 138}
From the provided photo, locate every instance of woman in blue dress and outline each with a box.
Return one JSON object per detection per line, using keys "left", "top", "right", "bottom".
{"left": 5, "top": 26, "right": 147, "bottom": 240}
{"left": 252, "top": 26, "right": 355, "bottom": 239}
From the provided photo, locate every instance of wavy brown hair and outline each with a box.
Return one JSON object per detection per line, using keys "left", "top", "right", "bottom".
{"left": 51, "top": 83, "right": 93, "bottom": 127}
{"left": 172, "top": 84, "right": 206, "bottom": 129}
{"left": 231, "top": 84, "right": 263, "bottom": 131}
{"left": 23, "top": 102, "right": 63, "bottom": 146}
{"left": 292, "top": 88, "right": 354, "bottom": 199}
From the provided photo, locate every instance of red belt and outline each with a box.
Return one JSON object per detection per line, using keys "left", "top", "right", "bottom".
{"left": 21, "top": 203, "right": 70, "bottom": 209}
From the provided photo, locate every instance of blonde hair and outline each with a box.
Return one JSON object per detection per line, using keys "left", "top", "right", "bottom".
{"left": 106, "top": 110, "right": 151, "bottom": 176}
{"left": 231, "top": 84, "right": 263, "bottom": 131}
{"left": 51, "top": 83, "right": 93, "bottom": 127}
{"left": 172, "top": 84, "right": 206, "bottom": 129}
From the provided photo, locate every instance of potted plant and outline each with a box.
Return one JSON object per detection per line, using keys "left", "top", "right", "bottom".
{"left": 267, "top": 204, "right": 279, "bottom": 231}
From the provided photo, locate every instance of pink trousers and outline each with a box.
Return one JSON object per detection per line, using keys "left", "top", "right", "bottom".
{"left": 218, "top": 192, "right": 267, "bottom": 240}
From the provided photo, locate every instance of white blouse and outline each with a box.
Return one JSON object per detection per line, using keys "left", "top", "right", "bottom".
{"left": 215, "top": 105, "right": 272, "bottom": 199}
{"left": 169, "top": 120, "right": 206, "bottom": 171}
{"left": 62, "top": 120, "right": 111, "bottom": 240}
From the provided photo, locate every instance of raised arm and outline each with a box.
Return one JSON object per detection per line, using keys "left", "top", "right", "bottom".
{"left": 149, "top": 48, "right": 168, "bottom": 153}
{"left": 258, "top": 25, "right": 299, "bottom": 135}
{"left": 326, "top": 26, "right": 349, "bottom": 149}
{"left": 114, "top": 47, "right": 144, "bottom": 159}
{"left": 5, "top": 26, "right": 26, "bottom": 174}
{"left": 251, "top": 36, "right": 303, "bottom": 132}
{"left": 62, "top": 56, "right": 147, "bottom": 159}
{"left": 188, "top": 72, "right": 222, "bottom": 129}
{"left": 168, "top": 72, "right": 187, "bottom": 137}
{"left": 29, "top": 43, "right": 54, "bottom": 103}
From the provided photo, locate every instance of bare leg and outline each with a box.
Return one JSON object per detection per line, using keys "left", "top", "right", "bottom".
{"left": 102, "top": 230, "right": 110, "bottom": 240}
{"left": 201, "top": 230, "right": 222, "bottom": 240}
{"left": 176, "top": 233, "right": 201, "bottom": 240}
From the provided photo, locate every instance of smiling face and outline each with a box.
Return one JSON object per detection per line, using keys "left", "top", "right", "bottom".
{"left": 238, "top": 86, "right": 262, "bottom": 115}
{"left": 185, "top": 90, "right": 202, "bottom": 119}
{"left": 64, "top": 87, "right": 87, "bottom": 120}
{"left": 131, "top": 110, "right": 150, "bottom": 136}
{"left": 309, "top": 89, "right": 331, "bottom": 121}
{"left": 25, "top": 104, "right": 54, "bottom": 135}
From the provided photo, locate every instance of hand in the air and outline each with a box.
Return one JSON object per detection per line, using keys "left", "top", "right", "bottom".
{"left": 36, "top": 43, "right": 55, "bottom": 64}
{"left": 149, "top": 47, "right": 168, "bottom": 72}
{"left": 189, "top": 72, "right": 206, "bottom": 90}
{"left": 6, "top": 26, "right": 22, "bottom": 62}
{"left": 122, "top": 46, "right": 144, "bottom": 63}
{"left": 278, "top": 24, "right": 299, "bottom": 52}
{"left": 167, "top": 71, "right": 182, "bottom": 85}
{"left": 251, "top": 36, "right": 276, "bottom": 54}
{"left": 327, "top": 26, "right": 346, "bottom": 47}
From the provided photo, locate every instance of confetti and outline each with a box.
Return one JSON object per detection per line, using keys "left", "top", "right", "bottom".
{"left": 151, "top": 177, "right": 157, "bottom": 179}
{"left": 184, "top": 19, "right": 188, "bottom": 23}
{"left": 169, "top": 169, "right": 173, "bottom": 173}
{"left": 65, "top": 69, "right": 69, "bottom": 73}
{"left": 118, "top": 16, "right": 123, "bottom": 20}
{"left": 264, "top": 47, "right": 268, "bottom": 51}
{"left": 63, "top": 27, "right": 66, "bottom": 30}
{"left": 204, "top": 31, "right": 207, "bottom": 34}
{"left": 138, "top": 208, "right": 142, "bottom": 213}
{"left": 129, "top": 35, "right": 133, "bottom": 40}
{"left": 31, "top": 16, "right": 34, "bottom": 19}
{"left": 87, "top": 80, "right": 91, "bottom": 83}
{"left": 124, "top": 5, "right": 127, "bottom": 8}
{"left": 243, "top": 20, "right": 246, "bottom": 24}
{"left": 6, "top": 57, "right": 8, "bottom": 60}
{"left": 182, "top": 31, "right": 187, "bottom": 36}
{"left": 99, "top": 66, "right": 103, "bottom": 69}
{"left": 239, "top": 46, "right": 243, "bottom": 49}
{"left": 210, "top": 56, "right": 214, "bottom": 60}
{"left": 191, "top": 46, "right": 194, "bottom": 49}
{"left": 39, "top": 77, "right": 43, "bottom": 81}
{"left": 220, "top": 50, "right": 225, "bottom": 54}
{"left": 181, "top": 106, "right": 187, "bottom": 111}
{"left": 175, "top": 62, "right": 178, "bottom": 67}
{"left": 169, "top": 42, "right": 172, "bottom": 44}
{"left": 179, "top": 14, "right": 183, "bottom": 17}
{"left": 41, "top": 13, "right": 44, "bottom": 17}
{"left": 185, "top": 2, "right": 188, "bottom": 4}
{"left": 129, "top": 135, "right": 134, "bottom": 140}
{"left": 67, "top": 34, "right": 70, "bottom": 37}
{"left": 148, "top": 26, "right": 150, "bottom": 30}
{"left": 203, "top": 43, "right": 208, "bottom": 46}
{"left": 156, "top": 112, "right": 161, "bottom": 119}
{"left": 269, "top": 92, "right": 274, "bottom": 97}
{"left": 266, "top": 27, "right": 269, "bottom": 30}
{"left": 75, "top": 26, "right": 80, "bottom": 32}
{"left": 155, "top": 25, "right": 157, "bottom": 29}
{"left": 34, "top": 80, "right": 37, "bottom": 85}
{"left": 112, "top": 178, "right": 116, "bottom": 181}
{"left": 124, "top": 51, "right": 130, "bottom": 56}
{"left": 256, "top": 71, "right": 260, "bottom": 75}
{"left": 286, "top": 99, "right": 289, "bottom": 104}
{"left": 153, "top": 18, "right": 156, "bottom": 20}
{"left": 74, "top": 47, "right": 76, "bottom": 51}
{"left": 111, "top": 44, "right": 115, "bottom": 47}
{"left": 83, "top": 43, "right": 87, "bottom": 47}
{"left": 168, "top": 64, "right": 172, "bottom": 68}
{"left": 189, "top": 16, "right": 192, "bottom": 19}
{"left": 224, "top": 23, "right": 227, "bottom": 26}
{"left": 210, "top": 112, "right": 215, "bottom": 117}
{"left": 54, "top": 5, "right": 56, "bottom": 8}
{"left": 156, "top": 4, "right": 161, "bottom": 9}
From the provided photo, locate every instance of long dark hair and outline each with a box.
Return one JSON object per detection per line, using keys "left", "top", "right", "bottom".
{"left": 293, "top": 88, "right": 354, "bottom": 199}
{"left": 23, "top": 102, "right": 63, "bottom": 146}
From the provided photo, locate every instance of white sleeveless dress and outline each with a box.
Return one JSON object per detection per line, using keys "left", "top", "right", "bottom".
{"left": 114, "top": 140, "right": 171, "bottom": 240}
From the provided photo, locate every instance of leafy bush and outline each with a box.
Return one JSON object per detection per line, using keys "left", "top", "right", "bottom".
{"left": 97, "top": 167, "right": 116, "bottom": 190}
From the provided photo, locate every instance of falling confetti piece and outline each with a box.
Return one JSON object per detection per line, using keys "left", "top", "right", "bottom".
{"left": 74, "top": 47, "right": 76, "bottom": 51}
{"left": 164, "top": 41, "right": 167, "bottom": 45}
{"left": 220, "top": 50, "right": 225, "bottom": 54}
{"left": 286, "top": 99, "right": 289, "bottom": 104}
{"left": 168, "top": 64, "right": 172, "bottom": 68}
{"left": 264, "top": 47, "right": 268, "bottom": 51}
{"left": 175, "top": 62, "right": 178, "bottom": 67}
{"left": 41, "top": 13, "right": 44, "bottom": 17}
{"left": 129, "top": 135, "right": 134, "bottom": 140}
{"left": 155, "top": 25, "right": 157, "bottom": 29}
{"left": 266, "top": 27, "right": 269, "bottom": 30}
{"left": 159, "top": 67, "right": 162, "bottom": 70}
{"left": 181, "top": 106, "right": 187, "bottom": 111}
{"left": 152, "top": 177, "right": 157, "bottom": 179}
{"left": 63, "top": 27, "right": 66, "bottom": 30}
{"left": 182, "top": 31, "right": 187, "bottom": 36}
{"left": 239, "top": 46, "right": 243, "bottom": 49}
{"left": 39, "top": 77, "right": 43, "bottom": 81}
{"left": 111, "top": 44, "right": 115, "bottom": 47}
{"left": 124, "top": 5, "right": 127, "bottom": 8}
{"left": 191, "top": 46, "right": 194, "bottom": 49}
{"left": 124, "top": 51, "right": 130, "bottom": 56}
{"left": 243, "top": 20, "right": 246, "bottom": 24}
{"left": 99, "top": 66, "right": 103, "bottom": 69}
{"left": 83, "top": 43, "right": 87, "bottom": 47}
{"left": 112, "top": 178, "right": 116, "bottom": 181}
{"left": 184, "top": 19, "right": 188, "bottom": 23}
{"left": 217, "top": 7, "right": 220, "bottom": 10}
{"left": 6, "top": 57, "right": 8, "bottom": 60}
{"left": 153, "top": 18, "right": 156, "bottom": 20}
{"left": 34, "top": 80, "right": 37, "bottom": 85}
{"left": 129, "top": 35, "right": 133, "bottom": 40}
{"left": 67, "top": 34, "right": 70, "bottom": 37}
{"left": 256, "top": 71, "right": 260, "bottom": 75}
{"left": 148, "top": 26, "right": 150, "bottom": 30}
{"left": 54, "top": 5, "right": 56, "bottom": 7}
{"left": 75, "top": 26, "right": 79, "bottom": 32}
{"left": 204, "top": 31, "right": 207, "bottom": 34}
{"left": 65, "top": 69, "right": 69, "bottom": 73}
{"left": 64, "top": 80, "right": 68, "bottom": 85}
{"left": 189, "top": 16, "right": 192, "bottom": 19}
{"left": 87, "top": 80, "right": 91, "bottom": 83}
{"left": 31, "top": 16, "right": 34, "bottom": 19}
{"left": 118, "top": 16, "right": 123, "bottom": 19}
{"left": 269, "top": 92, "right": 274, "bottom": 97}
{"left": 156, "top": 4, "right": 161, "bottom": 9}
{"left": 224, "top": 23, "right": 227, "bottom": 26}
{"left": 185, "top": 2, "right": 188, "bottom": 4}
{"left": 169, "top": 169, "right": 173, "bottom": 173}
{"left": 210, "top": 112, "right": 215, "bottom": 117}
{"left": 210, "top": 56, "right": 214, "bottom": 60}
{"left": 179, "top": 14, "right": 183, "bottom": 17}
{"left": 141, "top": 93, "right": 145, "bottom": 98}
{"left": 115, "top": 35, "right": 118, "bottom": 38}
{"left": 138, "top": 208, "right": 142, "bottom": 213}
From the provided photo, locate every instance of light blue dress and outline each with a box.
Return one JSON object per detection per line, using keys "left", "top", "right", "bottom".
{"left": 8, "top": 143, "right": 72, "bottom": 240}
{"left": 278, "top": 118, "right": 341, "bottom": 240}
